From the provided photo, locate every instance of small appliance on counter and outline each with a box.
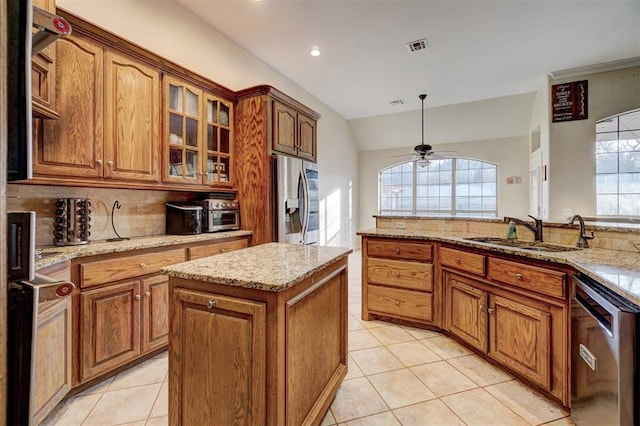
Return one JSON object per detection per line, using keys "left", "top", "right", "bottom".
{"left": 166, "top": 202, "right": 203, "bottom": 235}
{"left": 202, "top": 196, "right": 240, "bottom": 232}
{"left": 53, "top": 198, "right": 91, "bottom": 246}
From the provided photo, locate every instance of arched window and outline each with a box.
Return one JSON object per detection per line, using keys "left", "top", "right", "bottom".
{"left": 596, "top": 109, "right": 640, "bottom": 216}
{"left": 379, "top": 158, "right": 498, "bottom": 217}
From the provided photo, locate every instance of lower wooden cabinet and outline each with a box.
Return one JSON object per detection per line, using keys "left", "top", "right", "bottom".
{"left": 443, "top": 271, "right": 563, "bottom": 401}
{"left": 80, "top": 280, "right": 141, "bottom": 381}
{"left": 170, "top": 289, "right": 266, "bottom": 425}
{"left": 141, "top": 275, "right": 169, "bottom": 353}
{"left": 33, "top": 297, "right": 72, "bottom": 425}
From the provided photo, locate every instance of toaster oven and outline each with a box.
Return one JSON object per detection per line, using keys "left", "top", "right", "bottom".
{"left": 166, "top": 202, "right": 203, "bottom": 235}
{"left": 202, "top": 199, "right": 240, "bottom": 232}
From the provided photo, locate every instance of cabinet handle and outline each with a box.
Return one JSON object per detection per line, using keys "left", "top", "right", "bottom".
{"left": 515, "top": 273, "right": 524, "bottom": 280}
{"left": 135, "top": 294, "right": 141, "bottom": 301}
{"left": 145, "top": 291, "right": 151, "bottom": 297}
{"left": 207, "top": 300, "right": 216, "bottom": 309}
{"left": 221, "top": 248, "right": 228, "bottom": 252}
{"left": 394, "top": 300, "right": 400, "bottom": 306}
{"left": 97, "top": 159, "right": 103, "bottom": 167}
{"left": 140, "top": 263, "right": 146, "bottom": 268}
{"left": 487, "top": 308, "right": 494, "bottom": 314}
{"left": 395, "top": 249, "right": 400, "bottom": 254}
{"left": 395, "top": 272, "right": 401, "bottom": 278}
{"left": 107, "top": 160, "right": 113, "bottom": 167}
{"left": 454, "top": 257, "right": 461, "bottom": 264}
{"left": 479, "top": 305, "right": 485, "bottom": 311}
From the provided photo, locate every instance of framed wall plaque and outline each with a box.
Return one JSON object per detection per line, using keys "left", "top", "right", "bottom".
{"left": 552, "top": 80, "right": 588, "bottom": 123}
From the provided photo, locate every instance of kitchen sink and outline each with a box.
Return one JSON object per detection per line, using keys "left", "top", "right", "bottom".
{"left": 463, "top": 237, "right": 581, "bottom": 252}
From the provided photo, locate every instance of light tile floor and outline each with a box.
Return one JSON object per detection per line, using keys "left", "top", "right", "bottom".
{"left": 43, "top": 250, "right": 573, "bottom": 425}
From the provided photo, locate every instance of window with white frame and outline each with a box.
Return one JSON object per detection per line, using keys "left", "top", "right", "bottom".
{"left": 596, "top": 109, "right": 640, "bottom": 216}
{"left": 379, "top": 158, "right": 497, "bottom": 217}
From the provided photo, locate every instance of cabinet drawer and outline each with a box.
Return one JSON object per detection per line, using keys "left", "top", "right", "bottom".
{"left": 367, "top": 258, "right": 433, "bottom": 292}
{"left": 367, "top": 240, "right": 432, "bottom": 262}
{"left": 79, "top": 249, "right": 185, "bottom": 288}
{"left": 187, "top": 238, "right": 249, "bottom": 260}
{"left": 367, "top": 285, "right": 433, "bottom": 322}
{"left": 488, "top": 258, "right": 566, "bottom": 299}
{"left": 440, "top": 247, "right": 485, "bottom": 276}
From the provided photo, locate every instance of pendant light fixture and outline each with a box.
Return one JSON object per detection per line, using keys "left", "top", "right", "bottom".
{"left": 415, "top": 94, "right": 430, "bottom": 168}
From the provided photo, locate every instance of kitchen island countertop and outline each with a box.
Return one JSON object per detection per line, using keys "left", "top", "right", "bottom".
{"left": 162, "top": 242, "right": 353, "bottom": 291}
{"left": 358, "top": 228, "right": 640, "bottom": 306}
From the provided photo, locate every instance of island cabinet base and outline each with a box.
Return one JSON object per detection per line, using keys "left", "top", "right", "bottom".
{"left": 169, "top": 257, "right": 349, "bottom": 426}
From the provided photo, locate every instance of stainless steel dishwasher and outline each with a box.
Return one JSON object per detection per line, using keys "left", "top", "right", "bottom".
{"left": 571, "top": 274, "right": 639, "bottom": 426}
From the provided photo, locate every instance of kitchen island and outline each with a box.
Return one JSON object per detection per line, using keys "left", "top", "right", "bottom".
{"left": 162, "top": 243, "right": 352, "bottom": 426}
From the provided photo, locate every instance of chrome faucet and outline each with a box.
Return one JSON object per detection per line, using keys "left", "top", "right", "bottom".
{"left": 570, "top": 215, "right": 594, "bottom": 248}
{"left": 503, "top": 215, "right": 544, "bottom": 242}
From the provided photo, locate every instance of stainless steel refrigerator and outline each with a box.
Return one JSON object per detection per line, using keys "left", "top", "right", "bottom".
{"left": 274, "top": 155, "right": 319, "bottom": 245}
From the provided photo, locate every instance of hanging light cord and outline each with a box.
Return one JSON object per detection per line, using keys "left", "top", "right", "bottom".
{"left": 419, "top": 93, "right": 427, "bottom": 146}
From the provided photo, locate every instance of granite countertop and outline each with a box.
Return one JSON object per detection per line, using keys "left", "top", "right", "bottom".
{"left": 358, "top": 228, "right": 640, "bottom": 305}
{"left": 35, "top": 230, "right": 253, "bottom": 269}
{"left": 162, "top": 242, "right": 353, "bottom": 292}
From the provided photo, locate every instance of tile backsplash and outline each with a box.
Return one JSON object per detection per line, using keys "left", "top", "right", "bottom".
{"left": 7, "top": 184, "right": 193, "bottom": 247}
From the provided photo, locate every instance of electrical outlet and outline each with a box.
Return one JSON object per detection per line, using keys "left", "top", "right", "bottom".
{"left": 395, "top": 221, "right": 406, "bottom": 229}
{"left": 562, "top": 208, "right": 573, "bottom": 218}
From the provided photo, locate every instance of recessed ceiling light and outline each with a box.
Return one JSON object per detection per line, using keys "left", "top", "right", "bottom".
{"left": 310, "top": 47, "right": 321, "bottom": 57}
{"left": 389, "top": 99, "right": 405, "bottom": 106}
{"left": 407, "top": 38, "right": 428, "bottom": 52}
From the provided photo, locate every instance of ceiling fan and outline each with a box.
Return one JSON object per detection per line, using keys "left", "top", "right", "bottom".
{"left": 392, "top": 94, "right": 457, "bottom": 167}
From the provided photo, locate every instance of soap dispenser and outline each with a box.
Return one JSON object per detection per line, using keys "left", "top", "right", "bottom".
{"left": 507, "top": 221, "right": 517, "bottom": 240}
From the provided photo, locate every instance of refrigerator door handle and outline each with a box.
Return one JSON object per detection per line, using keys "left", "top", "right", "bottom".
{"left": 299, "top": 168, "right": 310, "bottom": 239}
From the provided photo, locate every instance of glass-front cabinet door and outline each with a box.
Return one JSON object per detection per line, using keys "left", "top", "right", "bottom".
{"left": 164, "top": 77, "right": 203, "bottom": 184}
{"left": 204, "top": 94, "right": 233, "bottom": 186}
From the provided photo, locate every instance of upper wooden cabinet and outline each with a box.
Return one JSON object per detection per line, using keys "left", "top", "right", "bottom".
{"left": 32, "top": 0, "right": 58, "bottom": 119}
{"left": 163, "top": 77, "right": 234, "bottom": 187}
{"left": 272, "top": 100, "right": 317, "bottom": 162}
{"left": 35, "top": 33, "right": 161, "bottom": 183}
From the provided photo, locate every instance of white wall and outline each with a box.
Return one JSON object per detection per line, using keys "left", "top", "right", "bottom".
{"left": 57, "top": 0, "right": 360, "bottom": 248}
{"left": 358, "top": 136, "right": 530, "bottom": 231}
{"left": 548, "top": 66, "right": 640, "bottom": 220}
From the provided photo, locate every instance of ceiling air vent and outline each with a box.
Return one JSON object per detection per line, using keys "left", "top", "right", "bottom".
{"left": 407, "top": 38, "right": 428, "bottom": 52}
{"left": 389, "top": 99, "right": 404, "bottom": 106}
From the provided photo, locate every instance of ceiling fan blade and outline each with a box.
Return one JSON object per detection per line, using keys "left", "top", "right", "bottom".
{"left": 433, "top": 150, "right": 458, "bottom": 155}
{"left": 426, "top": 153, "right": 446, "bottom": 160}
{"left": 390, "top": 153, "right": 414, "bottom": 158}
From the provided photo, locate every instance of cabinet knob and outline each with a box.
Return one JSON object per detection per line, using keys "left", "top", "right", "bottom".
{"left": 395, "top": 272, "right": 401, "bottom": 278}
{"left": 145, "top": 291, "right": 151, "bottom": 297}
{"left": 221, "top": 248, "right": 228, "bottom": 252}
{"left": 135, "top": 294, "right": 141, "bottom": 301}
{"left": 515, "top": 273, "right": 524, "bottom": 280}
{"left": 107, "top": 160, "right": 114, "bottom": 167}
{"left": 454, "top": 257, "right": 461, "bottom": 264}
{"left": 394, "top": 300, "right": 400, "bottom": 306}
{"left": 479, "top": 305, "right": 485, "bottom": 311}
{"left": 395, "top": 248, "right": 400, "bottom": 254}
{"left": 207, "top": 300, "right": 216, "bottom": 309}
{"left": 97, "top": 159, "right": 103, "bottom": 166}
{"left": 487, "top": 308, "right": 494, "bottom": 314}
{"left": 140, "top": 263, "right": 146, "bottom": 268}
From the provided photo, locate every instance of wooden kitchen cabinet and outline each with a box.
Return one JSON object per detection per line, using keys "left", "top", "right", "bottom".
{"left": 440, "top": 244, "right": 569, "bottom": 405}
{"left": 163, "top": 77, "right": 234, "bottom": 187}
{"left": 36, "top": 32, "right": 104, "bottom": 179}
{"left": 235, "top": 86, "right": 321, "bottom": 245}
{"left": 272, "top": 100, "right": 317, "bottom": 161}
{"left": 31, "top": 0, "right": 58, "bottom": 119}
{"left": 80, "top": 280, "right": 141, "bottom": 381}
{"left": 186, "top": 236, "right": 250, "bottom": 260}
{"left": 141, "top": 275, "right": 169, "bottom": 353}
{"left": 362, "top": 237, "right": 438, "bottom": 327}
{"left": 171, "top": 288, "right": 266, "bottom": 425}
{"left": 35, "top": 33, "right": 161, "bottom": 183}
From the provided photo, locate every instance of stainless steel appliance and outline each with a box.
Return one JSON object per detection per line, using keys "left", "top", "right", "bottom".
{"left": 6, "top": 0, "right": 71, "bottom": 182}
{"left": 7, "top": 212, "right": 75, "bottom": 425}
{"left": 274, "top": 155, "right": 319, "bottom": 245}
{"left": 571, "top": 274, "right": 639, "bottom": 426}
{"left": 53, "top": 198, "right": 91, "bottom": 246}
{"left": 202, "top": 198, "right": 240, "bottom": 232}
{"left": 166, "top": 202, "right": 203, "bottom": 235}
